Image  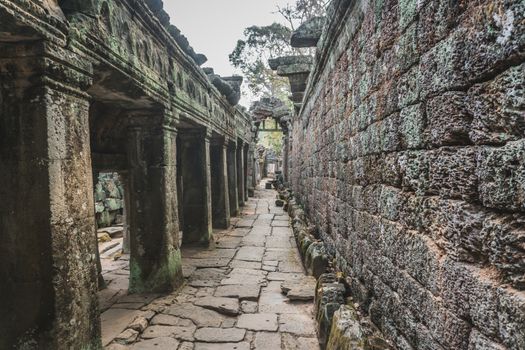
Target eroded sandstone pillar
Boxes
[0,42,101,349]
[227,140,239,216]
[126,118,183,293]
[243,143,250,201]
[179,129,213,245]
[210,137,231,229]
[237,140,246,206]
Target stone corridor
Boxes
[102,181,319,350]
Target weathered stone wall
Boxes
[290,0,524,349]
[95,173,125,228]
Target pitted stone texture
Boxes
[194,327,246,343]
[130,337,181,349]
[194,297,240,316]
[237,313,279,331]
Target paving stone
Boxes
[194,296,240,315]
[150,314,194,327]
[114,328,139,344]
[130,337,181,350]
[113,302,147,310]
[215,236,242,249]
[272,227,293,236]
[188,268,228,287]
[254,331,282,349]
[182,258,231,268]
[263,265,277,272]
[241,235,266,247]
[241,300,258,313]
[279,261,304,273]
[141,324,196,341]
[279,313,317,335]
[266,236,293,248]
[250,227,273,236]
[195,287,216,299]
[259,213,275,220]
[267,272,304,281]
[166,303,225,327]
[253,218,273,226]
[259,282,311,314]
[236,313,278,331]
[194,342,250,350]
[128,316,149,332]
[281,334,321,350]
[194,327,246,342]
[184,248,237,260]
[179,342,194,350]
[264,249,293,261]
[228,228,251,237]
[221,317,237,328]
[221,268,267,285]
[236,219,255,228]
[271,221,290,227]
[229,260,262,269]
[101,308,143,346]
[235,246,265,262]
[215,284,261,300]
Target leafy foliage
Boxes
[229,23,294,99]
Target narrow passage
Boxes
[103,180,320,349]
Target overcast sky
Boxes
[164,0,294,77]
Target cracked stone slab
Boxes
[194,327,246,342]
[254,331,281,349]
[267,272,304,281]
[279,313,317,336]
[194,342,250,350]
[214,284,261,300]
[236,313,278,331]
[229,260,262,269]
[141,324,196,341]
[166,303,225,327]
[194,296,240,316]
[235,246,265,262]
[150,314,194,327]
[130,337,181,349]
[241,300,258,313]
[182,258,231,268]
[183,248,237,260]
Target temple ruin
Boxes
[0,0,524,349]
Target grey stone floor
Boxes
[102,181,320,349]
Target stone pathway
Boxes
[104,180,320,349]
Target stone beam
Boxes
[290,16,326,48]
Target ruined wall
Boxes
[290,0,525,349]
[95,173,124,228]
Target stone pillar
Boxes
[0,42,101,349]
[283,132,290,183]
[237,140,246,206]
[210,137,230,228]
[126,118,183,293]
[120,173,131,255]
[92,171,107,291]
[247,143,256,196]
[179,129,213,245]
[227,140,239,216]
[243,144,250,202]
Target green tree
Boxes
[229,23,294,99]
[229,0,327,100]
